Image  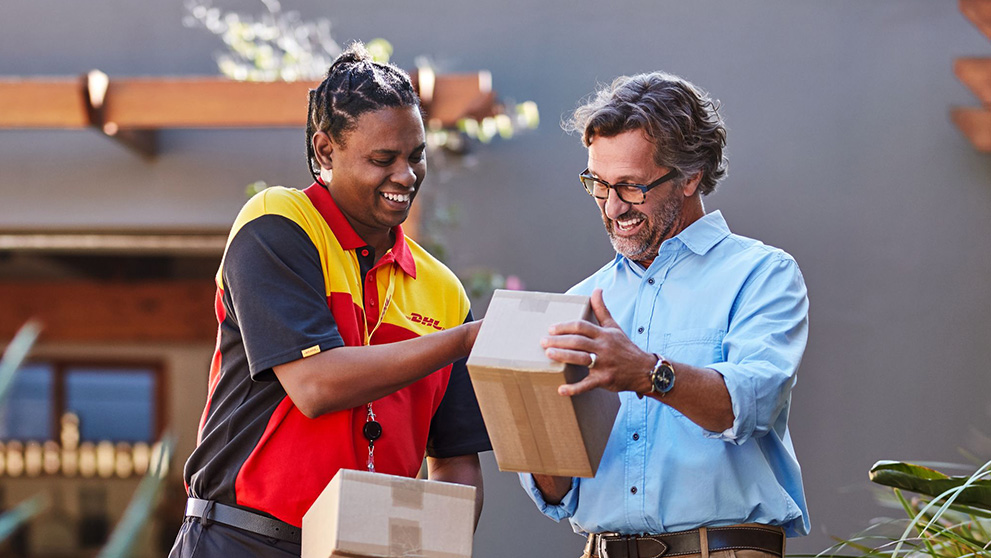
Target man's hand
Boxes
[542,289,735,431]
[541,288,654,397]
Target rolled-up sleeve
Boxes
[706,255,809,444]
[518,474,580,522]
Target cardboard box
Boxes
[467,290,620,477]
[302,469,476,558]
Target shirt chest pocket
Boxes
[661,328,725,366]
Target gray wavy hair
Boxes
[564,72,728,196]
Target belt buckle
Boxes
[597,533,669,558]
[597,534,621,558]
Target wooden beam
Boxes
[0,77,88,128]
[952,106,991,152]
[84,70,157,157]
[0,280,218,343]
[0,73,495,132]
[954,58,991,105]
[103,78,317,128]
[414,70,497,129]
[961,0,991,41]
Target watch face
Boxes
[652,363,675,393]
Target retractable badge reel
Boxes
[363,403,383,471]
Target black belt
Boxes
[586,525,784,558]
[184,498,301,545]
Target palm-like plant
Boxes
[812,460,991,557]
[0,322,44,542]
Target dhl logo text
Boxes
[408,313,444,330]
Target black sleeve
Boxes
[223,214,345,380]
[425,309,492,458]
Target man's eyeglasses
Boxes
[579,168,680,205]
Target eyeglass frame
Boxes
[579,167,681,205]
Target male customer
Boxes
[521,72,810,558]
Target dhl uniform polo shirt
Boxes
[183,183,490,527]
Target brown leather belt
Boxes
[585,525,784,558]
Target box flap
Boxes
[468,290,594,372]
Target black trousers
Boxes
[169,517,302,558]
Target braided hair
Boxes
[306,41,421,184]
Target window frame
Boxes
[2,357,166,443]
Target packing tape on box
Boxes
[467,366,536,471]
[389,517,422,557]
[391,475,425,509]
[517,295,551,313]
[390,476,424,556]
[517,373,557,470]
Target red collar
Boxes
[303,183,417,278]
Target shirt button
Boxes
[630,486,638,494]
[632,432,639,441]
[637,327,644,334]
[647,277,655,285]
[361,249,369,257]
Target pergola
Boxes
[0,68,494,157]
[0,68,499,342]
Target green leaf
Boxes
[365,38,393,64]
[0,321,42,407]
[893,488,938,556]
[942,502,991,520]
[96,434,176,558]
[869,460,991,511]
[0,495,45,543]
[245,180,269,198]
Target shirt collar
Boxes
[673,210,730,256]
[303,183,417,278]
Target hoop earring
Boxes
[320,167,333,185]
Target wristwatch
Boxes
[642,353,675,398]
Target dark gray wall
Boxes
[3,1,991,556]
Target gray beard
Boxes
[605,195,682,264]
[608,221,655,262]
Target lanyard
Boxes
[363,262,398,346]
[361,257,398,471]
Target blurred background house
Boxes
[2,1,991,556]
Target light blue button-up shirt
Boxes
[520,210,810,538]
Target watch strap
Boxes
[636,353,665,399]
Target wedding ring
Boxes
[588,352,597,369]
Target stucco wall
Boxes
[3,1,991,555]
